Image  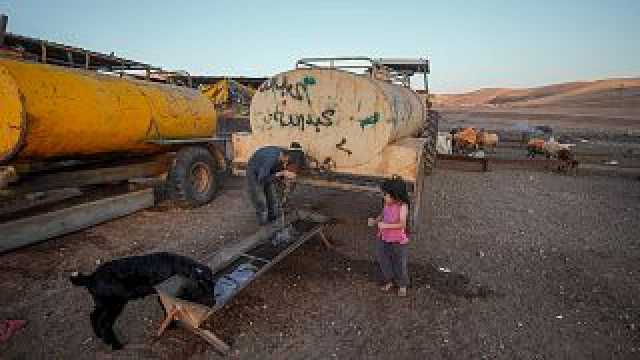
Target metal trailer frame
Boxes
[2,15,270,91]
[0,14,193,86]
[296,56,430,92]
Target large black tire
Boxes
[422,110,439,175]
[168,146,219,207]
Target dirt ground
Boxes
[2,154,640,359]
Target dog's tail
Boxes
[69,271,93,287]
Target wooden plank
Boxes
[489,158,564,170]
[0,187,83,217]
[0,189,154,253]
[437,154,487,163]
[190,327,230,355]
[436,154,489,172]
[18,156,170,193]
[438,155,570,172]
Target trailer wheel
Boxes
[422,110,439,174]
[410,110,438,237]
[168,146,219,207]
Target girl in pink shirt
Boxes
[368,177,410,297]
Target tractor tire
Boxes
[168,146,219,207]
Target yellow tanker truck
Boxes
[0,26,229,252]
[0,56,226,206]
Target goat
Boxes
[556,149,579,174]
[476,131,499,152]
[543,138,574,158]
[70,252,215,350]
[452,127,478,153]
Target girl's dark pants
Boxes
[376,239,409,287]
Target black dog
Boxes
[70,252,215,350]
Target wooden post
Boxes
[66,50,73,66]
[0,14,7,47]
[157,306,180,337]
[41,41,47,63]
[84,51,90,69]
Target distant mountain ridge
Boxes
[433,78,640,109]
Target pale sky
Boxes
[2,0,639,93]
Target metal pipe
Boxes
[423,72,428,94]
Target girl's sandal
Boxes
[380,283,393,292]
[398,287,407,297]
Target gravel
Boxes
[1,169,639,359]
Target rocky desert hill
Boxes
[433,78,640,109]
[431,77,640,134]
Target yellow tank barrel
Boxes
[248,68,425,168]
[0,58,216,163]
